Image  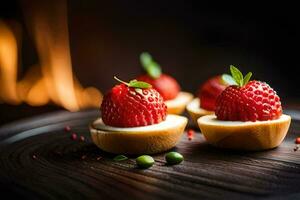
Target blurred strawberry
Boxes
[198,75,227,111]
[136,52,180,101]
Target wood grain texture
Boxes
[0,109,300,200]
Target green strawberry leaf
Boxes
[140,52,152,66]
[128,80,152,89]
[222,74,238,85]
[243,72,252,85]
[140,52,162,79]
[113,155,128,161]
[222,65,253,87]
[114,76,152,89]
[147,62,161,79]
[230,65,244,86]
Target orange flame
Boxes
[0,21,20,105]
[0,1,102,111]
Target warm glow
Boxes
[0,1,102,111]
[0,21,20,105]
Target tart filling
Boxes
[93,115,187,132]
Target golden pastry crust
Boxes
[186,98,214,124]
[198,114,291,151]
[90,115,188,154]
[165,92,193,114]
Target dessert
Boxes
[137,52,193,114]
[198,66,291,150]
[90,77,188,154]
[187,75,227,124]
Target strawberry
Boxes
[136,52,180,101]
[101,77,167,127]
[137,74,180,101]
[198,75,227,111]
[215,66,282,121]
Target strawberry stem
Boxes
[114,76,152,89]
[114,76,130,86]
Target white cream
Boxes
[93,114,187,133]
[198,114,291,127]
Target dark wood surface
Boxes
[0,109,300,200]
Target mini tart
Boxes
[186,98,214,124]
[90,114,188,154]
[165,92,193,114]
[198,114,291,151]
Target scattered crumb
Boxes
[294,145,299,152]
[71,133,77,140]
[96,156,102,161]
[64,126,71,132]
[81,155,87,160]
[32,155,37,159]
[187,129,195,140]
[80,135,85,142]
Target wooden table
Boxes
[0,109,300,199]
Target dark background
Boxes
[0,1,299,125]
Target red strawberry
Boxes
[137,52,180,101]
[215,66,282,121]
[198,75,227,111]
[101,77,167,127]
[137,74,180,100]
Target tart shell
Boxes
[90,115,188,154]
[165,92,193,114]
[198,114,291,151]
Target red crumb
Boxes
[80,135,85,142]
[71,133,77,140]
[295,137,300,144]
[187,129,195,140]
[64,126,71,132]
